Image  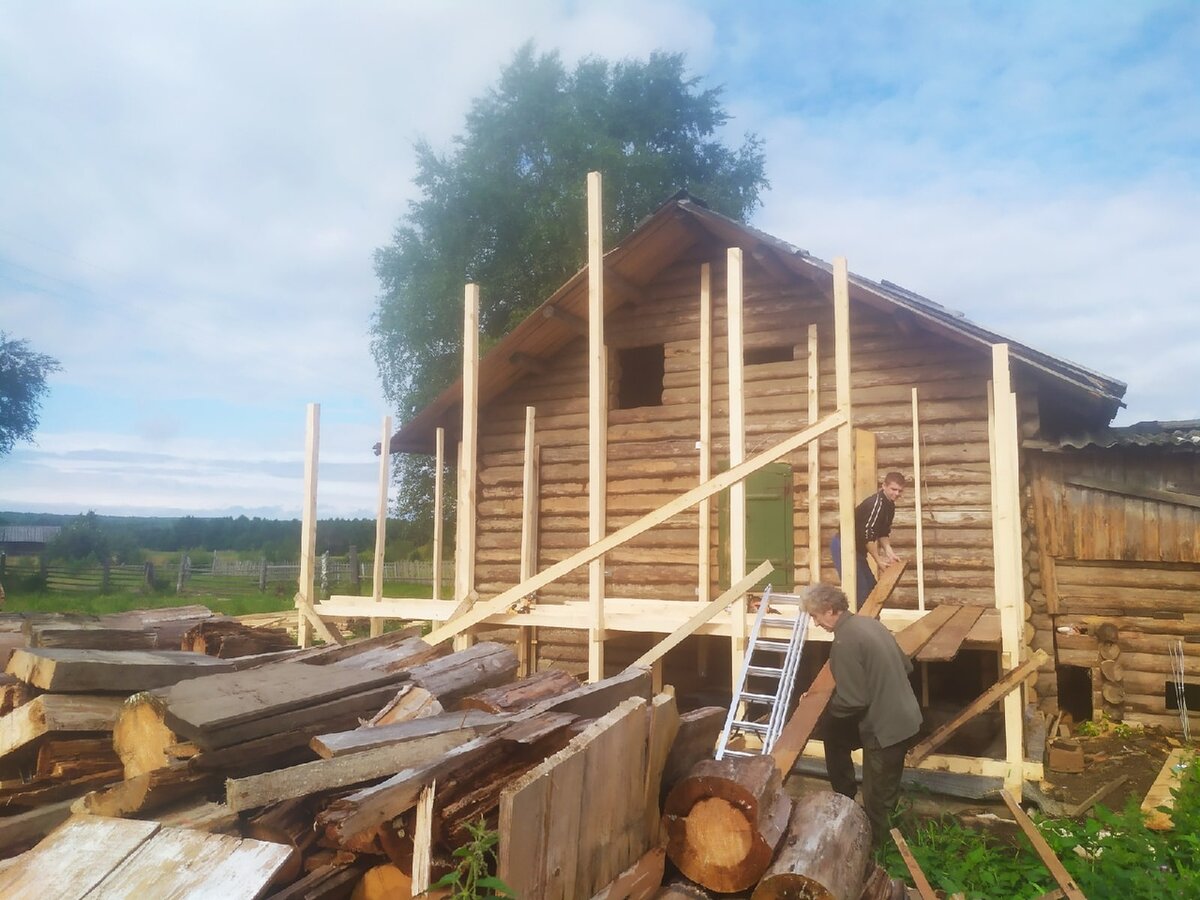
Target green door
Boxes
[719,462,794,592]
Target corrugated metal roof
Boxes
[1054,420,1200,450]
[0,525,62,543]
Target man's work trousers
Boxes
[829,533,876,606]
[824,714,908,847]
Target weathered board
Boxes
[0,815,293,899]
[6,648,235,692]
[0,694,126,763]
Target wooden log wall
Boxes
[1028,450,1200,731]
[474,245,1013,676]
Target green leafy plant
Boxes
[431,818,515,899]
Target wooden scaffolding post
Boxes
[432,427,444,601]
[807,324,820,586]
[518,406,540,676]
[454,284,480,652]
[833,258,857,609]
[911,389,926,611]
[990,343,1026,796]
[297,403,320,647]
[587,171,608,682]
[726,247,748,681]
[370,415,392,637]
[697,261,713,677]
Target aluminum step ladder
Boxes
[715,585,812,759]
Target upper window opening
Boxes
[617,344,665,409]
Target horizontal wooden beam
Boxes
[604,265,647,305]
[508,352,548,376]
[1066,475,1200,510]
[423,410,848,646]
[629,561,773,670]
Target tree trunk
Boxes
[1099,641,1121,662]
[663,755,792,893]
[750,791,872,900]
[1100,659,1124,681]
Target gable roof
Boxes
[389,194,1126,454]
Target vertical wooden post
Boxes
[697,262,713,677]
[518,406,540,676]
[432,427,445,601]
[297,402,320,647]
[370,416,392,637]
[258,557,267,593]
[911,389,926,611]
[855,428,878,579]
[454,285,480,652]
[587,171,608,682]
[991,344,1026,796]
[807,324,821,586]
[834,258,857,609]
[727,247,748,680]
[348,546,360,594]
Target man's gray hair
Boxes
[800,582,849,616]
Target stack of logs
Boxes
[0,606,909,898]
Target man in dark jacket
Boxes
[830,471,906,606]
[802,582,922,847]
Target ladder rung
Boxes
[747,665,783,677]
[738,692,777,704]
[761,615,800,627]
[721,748,758,758]
[753,640,790,652]
[733,720,770,733]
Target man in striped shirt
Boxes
[830,472,907,605]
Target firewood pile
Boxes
[0,606,909,899]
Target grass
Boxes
[3,581,434,618]
[880,752,1200,898]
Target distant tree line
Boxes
[0,510,442,564]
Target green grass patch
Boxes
[881,753,1200,898]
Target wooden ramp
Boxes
[0,815,293,899]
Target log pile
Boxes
[0,604,919,898]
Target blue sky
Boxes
[2,1,1197,518]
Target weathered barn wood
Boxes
[0,694,125,769]
[6,647,235,692]
[311,710,504,759]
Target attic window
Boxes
[744,345,795,366]
[617,344,665,409]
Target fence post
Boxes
[176,554,190,593]
[259,557,268,593]
[320,550,329,601]
[39,553,48,580]
[144,561,155,589]
[0,552,6,578]
[348,546,360,596]
[101,557,111,593]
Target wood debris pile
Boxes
[0,606,914,898]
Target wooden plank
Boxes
[890,828,937,900]
[433,426,445,601]
[854,428,877,503]
[0,798,75,858]
[87,821,294,899]
[518,406,539,675]
[629,561,773,669]
[588,171,608,682]
[370,415,392,638]
[807,323,821,586]
[0,816,160,898]
[591,846,666,900]
[6,647,234,692]
[895,603,962,657]
[425,410,847,645]
[915,605,986,662]
[0,694,125,763]
[225,730,469,812]
[499,697,650,899]
[907,649,1048,766]
[298,402,319,648]
[834,256,857,607]
[912,387,927,609]
[411,780,436,896]
[313,708,502,759]
[1000,790,1087,899]
[1141,747,1189,830]
[727,246,748,679]
[455,284,481,653]
[158,660,406,736]
[698,262,713,605]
